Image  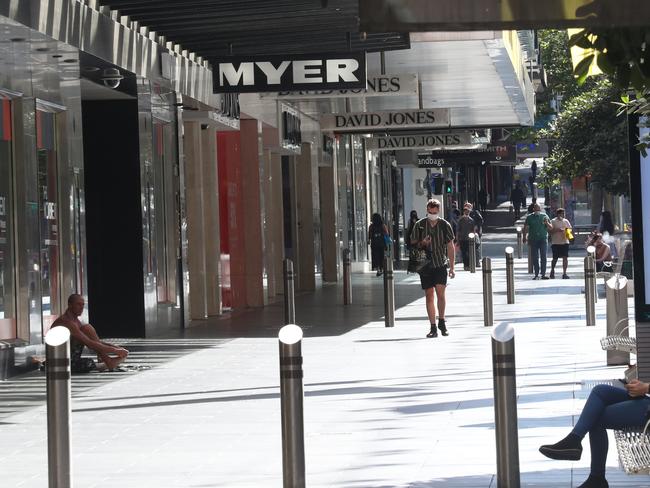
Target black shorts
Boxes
[552,244,569,259]
[419,264,448,290]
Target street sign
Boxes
[321,109,450,132]
[262,73,418,99]
[366,132,472,151]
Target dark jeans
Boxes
[529,239,547,276]
[571,384,650,476]
[460,240,470,267]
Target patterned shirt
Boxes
[525,212,550,241]
[410,217,455,268]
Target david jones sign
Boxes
[264,73,418,99]
[212,52,367,93]
[366,132,471,151]
[321,109,450,132]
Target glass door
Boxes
[0,98,15,340]
[36,107,61,334]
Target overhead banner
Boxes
[359,0,650,31]
[212,52,367,93]
[366,132,472,151]
[321,109,450,132]
[262,73,418,99]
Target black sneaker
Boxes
[549,271,555,279]
[562,274,570,279]
[426,326,438,338]
[577,474,608,488]
[438,319,449,336]
[533,275,539,280]
[541,275,550,280]
[539,433,583,461]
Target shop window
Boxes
[36,107,61,334]
[0,99,15,339]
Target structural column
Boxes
[201,125,221,316]
[240,119,265,307]
[296,143,316,291]
[319,165,338,282]
[184,121,208,320]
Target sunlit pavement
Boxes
[0,255,645,487]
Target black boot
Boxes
[438,319,449,336]
[539,433,582,461]
[426,324,438,338]
[577,474,608,488]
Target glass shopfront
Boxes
[36,107,61,334]
[0,99,15,339]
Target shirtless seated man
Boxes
[51,294,128,372]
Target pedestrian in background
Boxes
[410,199,456,338]
[369,213,389,277]
[549,208,572,279]
[523,202,553,280]
[478,187,488,213]
[457,205,477,271]
[406,210,418,252]
[510,182,525,220]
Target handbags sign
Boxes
[366,132,472,151]
[212,52,367,93]
[321,109,450,132]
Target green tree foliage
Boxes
[543,80,629,196]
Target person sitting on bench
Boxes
[51,294,128,372]
[539,381,650,488]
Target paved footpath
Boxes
[0,253,646,487]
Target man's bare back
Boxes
[52,294,128,371]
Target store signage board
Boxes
[262,73,418,99]
[321,109,450,132]
[431,144,516,163]
[359,0,650,31]
[212,52,367,93]
[366,131,472,151]
[417,154,454,168]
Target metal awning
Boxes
[96,0,410,57]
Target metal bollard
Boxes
[383,256,395,327]
[45,326,72,488]
[469,233,477,273]
[606,274,630,365]
[343,248,352,305]
[527,244,533,274]
[283,259,296,325]
[516,227,523,260]
[279,324,306,488]
[492,322,521,488]
[584,256,596,326]
[505,247,515,304]
[587,245,598,303]
[482,257,494,327]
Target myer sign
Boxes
[212,52,367,93]
[321,109,450,132]
[263,73,418,99]
[366,132,472,151]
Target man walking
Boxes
[549,208,572,279]
[523,203,553,280]
[510,182,525,220]
[410,199,456,338]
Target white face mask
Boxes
[427,213,439,221]
[534,211,541,215]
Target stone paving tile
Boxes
[0,253,646,487]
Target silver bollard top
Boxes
[516,226,522,233]
[468,232,476,240]
[279,324,303,344]
[492,322,515,343]
[505,246,514,255]
[45,326,70,346]
[587,245,596,254]
[606,274,628,290]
